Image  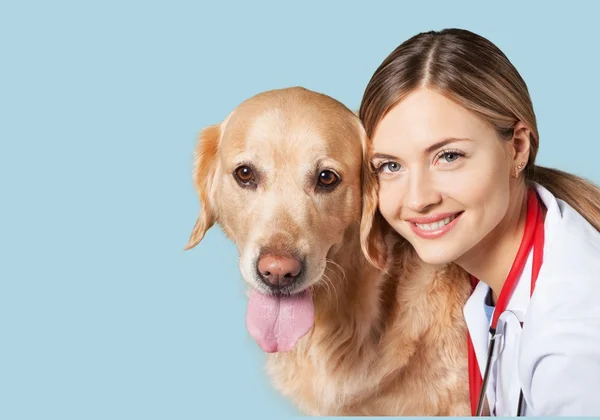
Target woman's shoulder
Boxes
[536,182,600,265]
[519,186,600,407]
[526,183,600,317]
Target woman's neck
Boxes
[457,185,529,305]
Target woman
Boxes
[358,28,600,416]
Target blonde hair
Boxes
[358,28,600,269]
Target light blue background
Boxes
[1,1,598,418]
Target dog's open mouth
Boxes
[246,288,314,353]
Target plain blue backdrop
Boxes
[1,1,599,418]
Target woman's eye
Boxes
[437,150,466,165]
[440,152,460,163]
[381,162,402,173]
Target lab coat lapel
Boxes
[463,281,496,408]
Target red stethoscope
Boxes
[468,188,546,416]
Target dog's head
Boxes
[185,87,371,352]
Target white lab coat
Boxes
[464,182,600,416]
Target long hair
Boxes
[358,28,600,269]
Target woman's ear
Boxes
[184,124,221,250]
[510,121,532,174]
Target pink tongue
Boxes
[246,289,314,353]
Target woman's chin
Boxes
[411,241,463,267]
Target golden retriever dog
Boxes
[184,87,472,416]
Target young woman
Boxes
[358,28,600,416]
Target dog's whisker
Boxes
[320,272,333,303]
[324,261,346,301]
[324,263,343,285]
[326,258,347,282]
[321,272,340,313]
[322,274,337,312]
[323,266,339,284]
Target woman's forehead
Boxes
[372,89,496,152]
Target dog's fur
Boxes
[185,87,472,416]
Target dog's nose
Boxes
[257,254,302,288]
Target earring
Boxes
[512,161,526,178]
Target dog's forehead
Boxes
[222,104,363,166]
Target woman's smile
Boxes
[405,211,464,239]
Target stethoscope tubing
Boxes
[476,313,525,416]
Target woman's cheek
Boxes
[377,179,402,220]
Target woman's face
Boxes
[370,87,517,266]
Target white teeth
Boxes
[415,215,456,231]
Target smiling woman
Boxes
[359,28,600,416]
[369,88,515,266]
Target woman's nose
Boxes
[405,171,442,213]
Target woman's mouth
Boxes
[406,211,464,239]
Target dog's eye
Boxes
[234,165,255,186]
[317,170,339,189]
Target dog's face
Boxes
[186,88,367,297]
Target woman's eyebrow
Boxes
[370,153,398,161]
[424,137,472,153]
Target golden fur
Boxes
[185,87,472,416]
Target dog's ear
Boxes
[184,124,221,250]
[358,123,390,271]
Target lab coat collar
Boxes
[533,182,562,247]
